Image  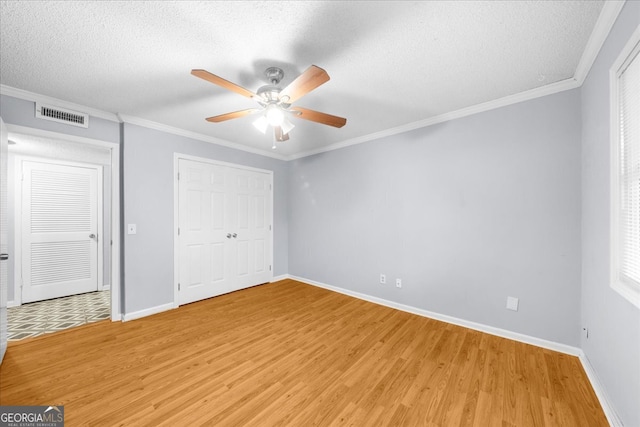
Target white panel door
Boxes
[230,167,272,290]
[21,160,99,303]
[178,159,272,305]
[178,159,232,305]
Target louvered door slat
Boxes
[21,160,99,303]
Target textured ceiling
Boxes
[0,1,605,158]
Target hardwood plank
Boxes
[0,279,608,426]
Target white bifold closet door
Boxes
[21,160,100,303]
[178,158,272,306]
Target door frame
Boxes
[173,153,274,307]
[7,124,121,320]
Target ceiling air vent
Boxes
[35,103,89,128]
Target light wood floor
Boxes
[0,279,607,426]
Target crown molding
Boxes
[574,0,626,84]
[0,84,120,122]
[117,114,287,161]
[288,77,581,160]
[289,1,625,161]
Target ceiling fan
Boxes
[191,65,347,146]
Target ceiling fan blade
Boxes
[274,126,290,141]
[192,69,258,99]
[205,108,259,123]
[279,65,330,104]
[290,107,347,128]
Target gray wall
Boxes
[289,88,582,346]
[122,123,288,314]
[581,1,640,425]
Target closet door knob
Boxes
[226,233,232,239]
[232,233,237,238]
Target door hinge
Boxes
[178,283,181,291]
[177,172,180,180]
[269,265,272,271]
[178,227,180,236]
[269,225,272,231]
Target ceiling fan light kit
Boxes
[191,65,347,147]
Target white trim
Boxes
[119,114,287,161]
[174,152,276,175]
[575,1,627,84]
[271,274,288,282]
[0,85,119,123]
[579,353,624,426]
[173,155,180,309]
[288,275,581,356]
[173,153,275,307]
[6,124,122,321]
[609,24,640,309]
[288,78,581,160]
[6,300,19,308]
[122,302,177,322]
[6,124,117,149]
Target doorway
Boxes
[5,127,121,339]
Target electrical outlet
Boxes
[396,278,402,288]
[380,274,386,284]
[506,296,519,311]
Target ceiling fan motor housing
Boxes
[256,84,291,108]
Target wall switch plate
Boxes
[506,296,519,311]
[380,274,386,284]
[127,224,137,235]
[396,278,402,288]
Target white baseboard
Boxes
[6,300,19,308]
[122,302,177,322]
[271,274,289,282]
[579,352,623,427]
[288,275,581,356]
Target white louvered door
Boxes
[21,160,99,303]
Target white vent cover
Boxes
[35,103,89,128]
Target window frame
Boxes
[609,25,640,309]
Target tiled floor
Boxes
[7,290,110,341]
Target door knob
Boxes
[226,233,232,239]
[89,234,96,239]
[0,254,8,261]
[232,233,237,238]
